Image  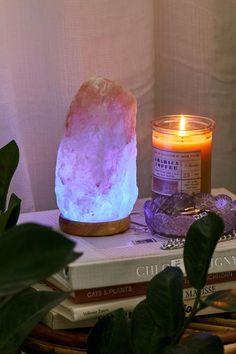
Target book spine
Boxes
[42,310,98,330]
[58,281,235,321]
[64,248,236,289]
[48,270,236,304]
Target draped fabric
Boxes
[0,0,235,212]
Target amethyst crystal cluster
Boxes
[144,193,236,239]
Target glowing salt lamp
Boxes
[55,78,138,236]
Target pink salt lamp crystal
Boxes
[55,77,138,224]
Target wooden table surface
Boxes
[20,312,236,353]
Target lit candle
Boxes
[152,115,215,197]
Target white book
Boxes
[19,188,236,290]
[32,282,143,321]
[32,281,234,322]
[42,301,224,330]
[42,309,98,330]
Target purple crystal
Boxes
[144,193,236,238]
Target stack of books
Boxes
[19,188,236,330]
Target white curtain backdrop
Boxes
[0,0,235,212]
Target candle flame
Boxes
[179,114,186,137]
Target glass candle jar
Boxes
[152,115,216,197]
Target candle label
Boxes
[152,148,201,195]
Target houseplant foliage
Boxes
[87,213,236,353]
[0,141,81,354]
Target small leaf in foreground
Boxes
[0,223,81,295]
[0,140,19,211]
[0,288,69,354]
[161,344,191,353]
[146,267,185,336]
[0,193,21,235]
[131,300,170,354]
[184,213,224,290]
[180,332,224,354]
[87,308,131,354]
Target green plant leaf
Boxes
[184,213,224,290]
[0,223,81,295]
[0,193,21,235]
[160,344,190,353]
[161,332,223,354]
[202,289,236,312]
[131,300,170,354]
[87,308,131,354]
[0,140,19,211]
[146,267,185,336]
[180,332,224,354]
[0,288,69,354]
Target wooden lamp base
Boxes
[59,215,130,237]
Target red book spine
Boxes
[46,270,236,304]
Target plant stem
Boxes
[172,289,204,344]
[0,294,14,310]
